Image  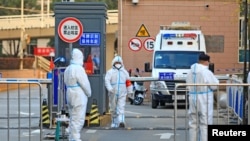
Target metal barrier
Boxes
[0,81,44,141]
[50,67,67,126]
[0,78,53,128]
[173,82,250,141]
[226,77,244,123]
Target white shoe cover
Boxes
[65,127,69,133]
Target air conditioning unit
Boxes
[62,0,74,2]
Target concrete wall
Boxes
[0,69,46,78]
[106,33,116,71]
[0,69,45,92]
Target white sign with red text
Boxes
[58,17,83,43]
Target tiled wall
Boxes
[118,0,241,75]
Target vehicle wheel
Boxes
[160,101,165,106]
[176,103,189,109]
[134,94,143,105]
[177,105,185,109]
[151,98,159,109]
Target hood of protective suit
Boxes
[190,63,208,74]
[111,55,124,68]
[70,48,83,66]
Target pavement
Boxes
[41,100,240,141]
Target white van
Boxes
[145,22,208,108]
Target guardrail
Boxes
[0,10,118,30]
[0,78,52,84]
[129,74,230,82]
[36,56,51,72]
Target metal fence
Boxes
[0,81,44,141]
[1,77,249,141]
[173,80,250,141]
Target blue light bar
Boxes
[163,33,197,39]
[163,34,176,39]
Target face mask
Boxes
[114,64,122,69]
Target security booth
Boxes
[51,2,108,120]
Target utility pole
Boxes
[20,0,24,70]
[47,0,50,17]
[41,0,44,28]
[243,0,248,125]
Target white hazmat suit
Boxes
[105,56,130,128]
[64,48,91,141]
[186,62,219,141]
[248,72,250,91]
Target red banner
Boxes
[34,47,55,56]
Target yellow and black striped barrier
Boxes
[89,99,100,126]
[42,99,50,128]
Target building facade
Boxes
[117,0,242,75]
[0,10,118,71]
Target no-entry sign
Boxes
[128,38,142,51]
[58,17,83,43]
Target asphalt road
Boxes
[43,101,189,141]
[0,86,230,141]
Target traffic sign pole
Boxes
[69,43,73,59]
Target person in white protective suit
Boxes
[248,71,250,88]
[64,48,92,141]
[105,55,131,128]
[186,53,219,141]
